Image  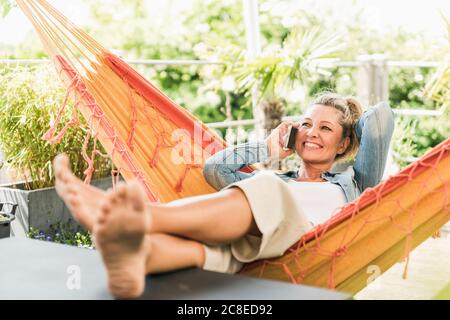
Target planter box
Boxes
[0,212,16,239]
[0,177,115,237]
[0,201,17,238]
[0,222,8,238]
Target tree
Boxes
[223,27,343,133]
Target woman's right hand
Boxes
[264,122,299,160]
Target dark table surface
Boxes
[0,238,349,300]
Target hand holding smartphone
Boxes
[265,122,298,160]
[283,125,298,150]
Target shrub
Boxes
[28,222,94,249]
[0,64,112,189]
[392,114,449,168]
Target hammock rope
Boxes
[16,0,450,294]
[241,139,449,291]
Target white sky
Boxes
[0,0,89,45]
[0,0,448,46]
[358,0,449,36]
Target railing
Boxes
[1,55,443,153]
[204,55,443,153]
[0,58,223,66]
[205,108,443,130]
[1,55,440,114]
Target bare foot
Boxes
[53,154,106,231]
[93,180,152,299]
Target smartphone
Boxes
[283,125,298,150]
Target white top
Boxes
[287,180,347,226]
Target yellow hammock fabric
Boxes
[17,0,450,295]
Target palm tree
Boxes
[223,27,344,134]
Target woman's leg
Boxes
[148,188,261,244]
[54,154,260,244]
[94,180,207,299]
[54,155,255,298]
[144,233,205,273]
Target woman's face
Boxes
[295,104,349,166]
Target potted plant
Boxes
[0,64,112,237]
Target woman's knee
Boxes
[222,187,260,236]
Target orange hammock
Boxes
[17,0,450,295]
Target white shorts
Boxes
[202,171,313,273]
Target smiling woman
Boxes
[50,91,395,298]
[289,94,363,172]
[197,91,394,272]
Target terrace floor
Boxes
[355,226,450,300]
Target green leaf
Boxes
[0,0,15,18]
[224,26,343,102]
[0,65,112,189]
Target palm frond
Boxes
[225,26,344,102]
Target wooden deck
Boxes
[355,224,450,300]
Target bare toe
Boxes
[127,181,146,212]
[115,183,127,200]
[53,154,69,171]
[68,194,80,209]
[105,188,118,206]
[99,199,112,216]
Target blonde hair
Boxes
[310,92,364,161]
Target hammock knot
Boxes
[334,246,348,257]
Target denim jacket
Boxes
[203,102,395,203]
